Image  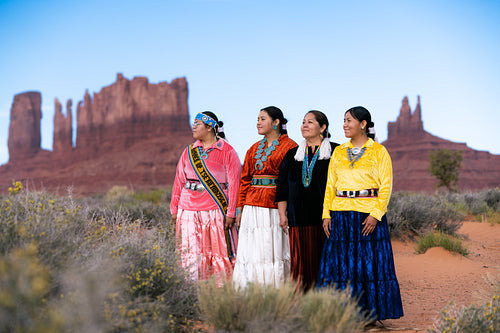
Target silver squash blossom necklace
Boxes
[347,147,366,169]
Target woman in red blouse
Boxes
[232,106,297,288]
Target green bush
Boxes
[429,296,500,333]
[198,280,369,333]
[415,232,469,256]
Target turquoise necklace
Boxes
[198,141,221,160]
[198,147,213,159]
[302,144,321,187]
[254,137,280,171]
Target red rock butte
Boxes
[382,96,500,192]
[1,79,499,195]
[0,74,193,195]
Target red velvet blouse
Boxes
[237,134,297,209]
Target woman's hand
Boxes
[279,214,289,235]
[362,215,378,236]
[225,216,235,229]
[235,207,243,228]
[322,218,331,238]
[171,213,177,225]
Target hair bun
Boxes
[218,120,224,127]
[369,121,374,127]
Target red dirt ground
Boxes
[378,221,500,333]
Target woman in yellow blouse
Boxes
[317,106,403,324]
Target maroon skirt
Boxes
[289,225,326,291]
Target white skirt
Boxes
[232,205,290,288]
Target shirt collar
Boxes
[193,138,225,150]
[340,138,374,149]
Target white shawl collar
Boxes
[294,138,332,161]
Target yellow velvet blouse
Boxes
[322,138,393,221]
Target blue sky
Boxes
[1,0,499,165]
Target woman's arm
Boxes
[170,147,188,218]
[370,145,393,221]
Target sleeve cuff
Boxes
[370,209,384,221]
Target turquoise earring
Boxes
[273,125,277,130]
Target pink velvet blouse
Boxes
[170,139,242,218]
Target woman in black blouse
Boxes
[276,110,339,290]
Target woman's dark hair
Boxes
[201,111,225,139]
[260,106,288,134]
[307,110,331,138]
[345,106,375,140]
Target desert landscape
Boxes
[369,220,500,332]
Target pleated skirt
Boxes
[176,208,235,282]
[289,225,326,291]
[316,211,404,320]
[232,205,290,289]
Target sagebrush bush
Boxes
[0,184,199,333]
[387,192,464,239]
[301,285,370,333]
[429,296,500,333]
[443,189,500,223]
[198,280,305,332]
[198,280,369,333]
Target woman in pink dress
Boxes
[170,111,241,281]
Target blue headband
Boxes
[195,113,217,128]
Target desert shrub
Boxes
[106,185,133,201]
[387,192,464,239]
[0,243,63,332]
[443,189,500,223]
[198,280,369,333]
[198,280,304,332]
[476,188,500,211]
[301,285,370,333]
[429,296,500,333]
[463,192,492,216]
[0,190,86,271]
[415,232,469,256]
[82,188,171,229]
[0,183,199,333]
[132,188,166,205]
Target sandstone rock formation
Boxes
[76,74,189,156]
[0,74,193,195]
[53,98,73,154]
[7,91,42,162]
[383,96,500,192]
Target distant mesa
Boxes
[1,77,499,194]
[383,96,500,192]
[0,74,193,195]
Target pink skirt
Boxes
[176,208,237,282]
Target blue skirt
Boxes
[316,211,404,320]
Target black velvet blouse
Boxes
[275,142,339,227]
